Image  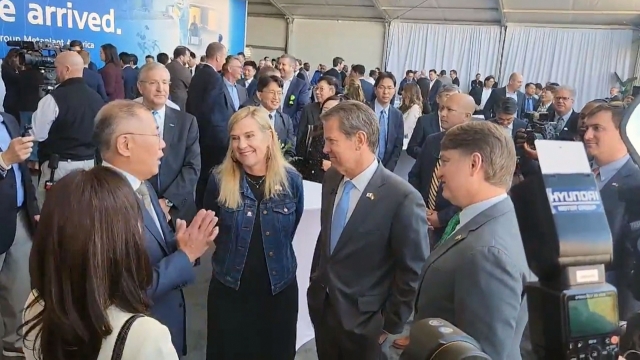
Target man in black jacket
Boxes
[0,112,39,358]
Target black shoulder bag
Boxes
[110,314,145,360]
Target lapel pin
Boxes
[454,235,462,241]
[169,123,175,127]
[366,193,375,200]
[247,211,252,217]
[612,183,618,187]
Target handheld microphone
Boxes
[22,124,33,138]
[44,154,59,191]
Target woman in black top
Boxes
[292,95,346,183]
[295,75,339,155]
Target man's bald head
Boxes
[55,51,85,81]
[507,72,523,92]
[448,93,477,114]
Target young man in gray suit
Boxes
[412,121,531,360]
[308,101,430,360]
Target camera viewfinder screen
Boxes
[568,292,618,338]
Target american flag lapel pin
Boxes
[366,193,375,200]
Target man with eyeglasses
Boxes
[551,85,580,140]
[30,51,104,207]
[136,62,201,226]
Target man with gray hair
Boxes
[277,54,311,132]
[406,84,460,159]
[308,100,429,360]
[135,62,201,225]
[94,99,217,356]
[552,85,580,140]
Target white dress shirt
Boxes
[506,90,518,102]
[134,97,180,111]
[281,77,293,108]
[150,106,166,140]
[456,194,509,233]
[31,94,59,142]
[480,88,492,109]
[333,159,378,221]
[23,291,178,360]
[103,161,163,235]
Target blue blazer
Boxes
[370,103,404,172]
[82,68,108,103]
[282,77,311,132]
[360,78,375,103]
[122,66,139,100]
[141,181,196,356]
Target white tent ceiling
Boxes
[248,0,640,27]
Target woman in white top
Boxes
[399,82,423,138]
[21,167,178,360]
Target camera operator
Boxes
[1,49,20,121]
[31,51,105,207]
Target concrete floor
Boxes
[184,248,407,360]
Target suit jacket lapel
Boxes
[221,82,233,109]
[285,79,296,107]
[274,111,286,140]
[3,116,18,140]
[331,165,386,256]
[323,172,341,255]
[141,183,170,254]
[423,198,513,270]
[163,108,178,150]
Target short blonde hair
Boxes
[441,121,516,189]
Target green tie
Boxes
[437,213,460,247]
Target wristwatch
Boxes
[165,199,174,208]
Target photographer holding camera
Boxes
[30,51,105,207]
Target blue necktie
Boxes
[378,110,388,160]
[330,180,355,253]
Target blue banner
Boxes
[0,0,247,61]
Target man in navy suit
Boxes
[121,53,140,100]
[77,50,108,102]
[94,100,219,356]
[483,72,525,119]
[0,113,39,358]
[278,54,311,133]
[371,72,404,172]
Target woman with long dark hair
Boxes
[98,43,125,101]
[22,167,178,360]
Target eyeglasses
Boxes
[554,96,573,102]
[120,132,162,142]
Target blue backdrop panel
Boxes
[0,0,247,62]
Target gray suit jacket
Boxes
[308,164,430,336]
[149,106,201,223]
[166,61,192,111]
[413,197,530,360]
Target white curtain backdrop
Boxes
[386,22,503,93]
[500,26,635,109]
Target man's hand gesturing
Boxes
[175,209,219,262]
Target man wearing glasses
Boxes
[551,85,581,140]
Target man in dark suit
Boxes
[0,113,38,358]
[238,60,258,99]
[324,56,345,92]
[351,64,374,103]
[77,50,109,102]
[426,69,442,111]
[94,100,218,357]
[371,72,403,172]
[166,47,193,111]
[583,103,640,320]
[411,121,530,360]
[137,62,201,225]
[255,75,296,159]
[551,85,581,141]
[483,72,525,119]
[185,42,226,207]
[308,101,429,360]
[408,93,474,244]
[415,70,431,114]
[406,84,459,159]
[278,54,311,132]
[489,97,528,138]
[121,53,139,100]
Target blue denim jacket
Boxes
[203,168,304,294]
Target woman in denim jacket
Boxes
[203,106,304,360]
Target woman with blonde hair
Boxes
[344,76,366,103]
[203,106,304,360]
[399,82,423,138]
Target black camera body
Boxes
[511,140,621,360]
[6,40,66,98]
[523,112,555,148]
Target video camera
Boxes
[400,318,491,359]
[510,140,621,359]
[6,40,67,98]
[522,112,556,148]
